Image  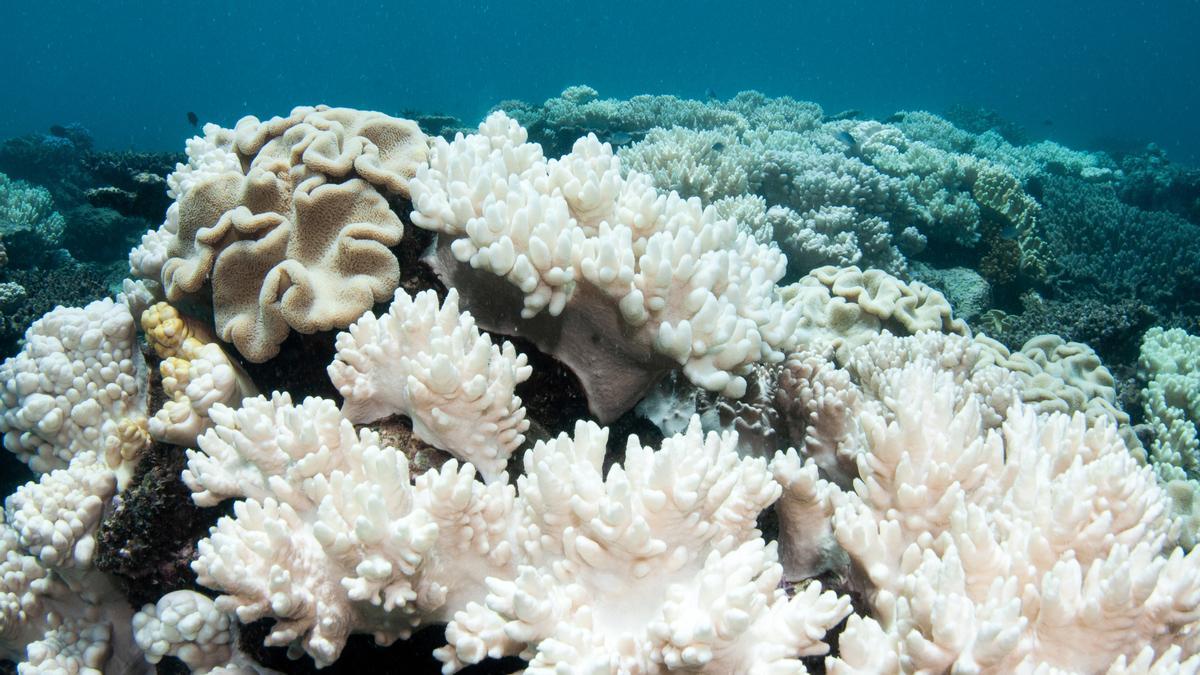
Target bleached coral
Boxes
[1140,327,1200,479]
[0,450,146,673]
[782,265,968,361]
[439,418,850,673]
[618,126,750,203]
[1138,327,1200,546]
[0,172,65,253]
[613,102,1052,281]
[0,298,148,480]
[411,111,800,420]
[130,105,429,362]
[774,204,905,275]
[184,393,518,666]
[6,451,114,569]
[508,86,747,146]
[133,590,276,674]
[0,281,24,312]
[183,388,850,672]
[773,352,1200,672]
[991,333,1130,427]
[711,194,774,242]
[0,512,58,660]
[714,194,908,276]
[328,288,532,482]
[893,110,1122,183]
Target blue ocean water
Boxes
[2,0,1198,164]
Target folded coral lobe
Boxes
[132,105,428,362]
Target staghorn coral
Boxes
[130,106,429,362]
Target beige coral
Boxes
[138,106,429,362]
[782,265,967,360]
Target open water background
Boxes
[1,0,1198,162]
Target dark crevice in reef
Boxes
[240,621,525,674]
[234,329,342,402]
[0,447,34,501]
[94,440,228,608]
[392,199,446,301]
[508,331,591,441]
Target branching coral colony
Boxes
[1,98,1198,675]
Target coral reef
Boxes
[411,112,800,421]
[1039,174,1200,315]
[0,172,65,268]
[1118,144,1200,225]
[0,297,148,478]
[2,95,1200,674]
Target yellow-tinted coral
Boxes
[104,416,151,468]
[141,302,209,359]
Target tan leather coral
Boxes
[140,105,428,361]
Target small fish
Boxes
[607,131,633,146]
[187,111,199,127]
[705,88,718,101]
[998,224,1018,240]
[711,141,725,152]
[1042,119,1053,127]
[48,125,68,138]
[827,109,863,122]
[835,130,860,154]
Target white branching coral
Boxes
[184,393,518,667]
[773,353,1200,673]
[410,111,800,421]
[1140,327,1200,482]
[438,417,850,674]
[0,298,148,480]
[1138,327,1200,548]
[183,390,849,672]
[328,288,531,482]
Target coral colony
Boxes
[1,89,1199,673]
